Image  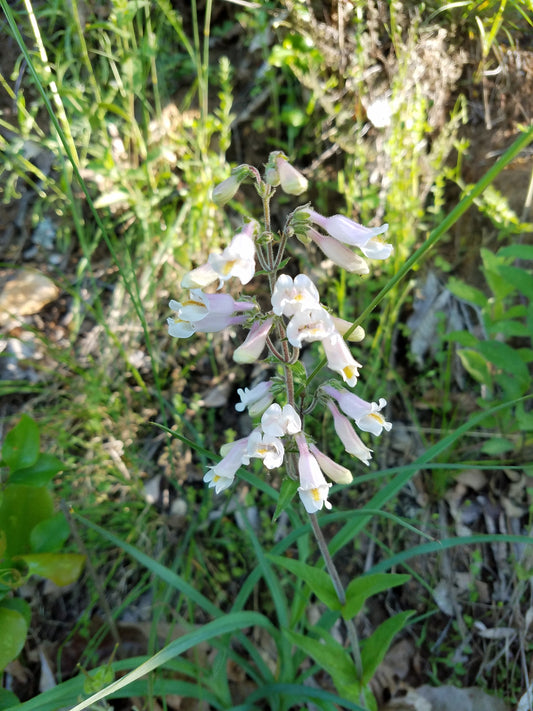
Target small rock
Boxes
[0,269,60,327]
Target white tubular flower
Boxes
[271,273,320,317]
[327,402,373,465]
[167,300,248,338]
[208,220,258,286]
[244,430,285,469]
[178,289,256,321]
[321,332,362,387]
[167,314,197,338]
[286,306,335,348]
[359,235,394,260]
[308,209,389,249]
[331,317,365,343]
[295,433,332,513]
[308,443,353,485]
[261,403,301,437]
[323,386,392,436]
[235,380,274,416]
[204,438,249,494]
[195,314,248,333]
[181,263,219,289]
[233,318,274,364]
[307,227,369,275]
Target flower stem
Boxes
[308,512,363,681]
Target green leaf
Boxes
[498,244,533,260]
[481,248,516,301]
[342,574,411,620]
[30,512,70,553]
[446,330,478,348]
[447,277,487,308]
[268,554,340,610]
[0,688,19,710]
[272,479,298,521]
[0,606,28,671]
[481,437,515,455]
[9,453,64,487]
[1,415,40,471]
[18,553,85,586]
[486,319,530,338]
[0,485,54,556]
[361,611,414,684]
[496,264,533,300]
[1,596,31,627]
[284,629,360,699]
[456,349,492,389]
[477,340,529,384]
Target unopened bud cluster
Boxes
[167,152,393,514]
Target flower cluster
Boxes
[167,152,393,514]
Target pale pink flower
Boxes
[177,289,256,322]
[204,438,249,493]
[323,386,392,436]
[233,318,274,364]
[261,403,301,437]
[286,307,335,348]
[271,274,320,317]
[167,305,247,338]
[235,381,274,416]
[208,221,258,286]
[321,332,362,387]
[181,263,219,289]
[327,402,373,465]
[295,433,332,513]
[359,236,393,260]
[308,209,389,249]
[244,430,285,469]
[307,227,369,274]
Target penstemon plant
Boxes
[168,152,392,512]
[166,151,398,706]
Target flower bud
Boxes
[233,318,274,364]
[265,151,308,195]
[212,165,251,206]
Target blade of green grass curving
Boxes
[62,612,271,711]
[366,533,533,574]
